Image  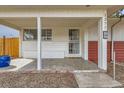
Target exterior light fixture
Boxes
[85,5,90,7]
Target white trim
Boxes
[98,11,107,70]
[111,41,114,61]
[83,29,88,60]
[37,17,42,70]
[22,27,54,30]
[80,28,83,58]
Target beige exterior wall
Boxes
[88,22,98,41]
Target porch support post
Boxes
[37,17,42,70]
[84,29,88,60]
[98,11,108,70]
[19,29,23,57]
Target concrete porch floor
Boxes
[19,58,98,71]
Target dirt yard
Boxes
[0,71,78,88]
[107,63,124,87]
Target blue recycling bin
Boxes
[0,55,11,67]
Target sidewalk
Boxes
[74,72,122,88]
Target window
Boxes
[23,29,52,41]
[23,29,37,41]
[42,29,52,41]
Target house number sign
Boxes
[103,31,108,39]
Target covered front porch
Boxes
[0,16,107,71]
[0,6,109,71]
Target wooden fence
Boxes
[0,37,19,58]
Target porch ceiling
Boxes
[0,17,98,30]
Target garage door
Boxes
[88,41,124,63]
[88,41,111,63]
[114,41,124,62]
[88,41,98,63]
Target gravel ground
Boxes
[0,71,78,88]
[107,63,124,88]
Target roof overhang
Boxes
[0,5,123,30]
[0,5,123,17]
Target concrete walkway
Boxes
[74,72,122,88]
[0,58,34,71]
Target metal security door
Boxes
[68,29,80,57]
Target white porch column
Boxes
[37,17,42,70]
[19,29,23,58]
[83,29,88,60]
[98,11,108,70]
